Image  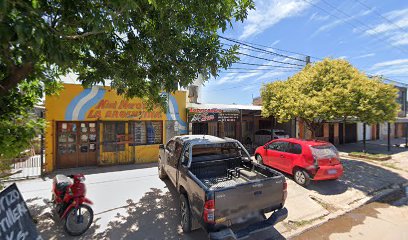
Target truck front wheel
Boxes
[158,163,167,180]
[180,194,192,233]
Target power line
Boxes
[306,0,408,55]
[237,51,305,67]
[220,36,306,62]
[222,71,298,74]
[236,62,303,69]
[227,67,301,71]
[212,82,264,92]
[221,35,322,60]
[354,0,408,35]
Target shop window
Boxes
[129,121,163,145]
[103,122,125,152]
[129,121,147,146]
[147,121,163,144]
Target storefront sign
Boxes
[87,99,162,119]
[188,108,239,122]
[0,184,42,240]
[190,112,218,122]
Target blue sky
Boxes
[202,0,408,104]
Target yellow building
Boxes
[45,83,187,172]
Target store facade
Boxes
[45,84,187,172]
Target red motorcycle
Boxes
[52,174,94,236]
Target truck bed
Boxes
[190,157,280,190]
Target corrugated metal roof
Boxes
[187,103,261,111]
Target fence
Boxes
[9,155,43,180]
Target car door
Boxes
[280,142,303,173]
[165,140,176,184]
[265,141,289,171]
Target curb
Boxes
[285,182,408,239]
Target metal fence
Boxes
[9,155,43,180]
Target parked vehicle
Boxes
[52,174,94,236]
[255,138,343,187]
[253,129,289,146]
[158,135,288,240]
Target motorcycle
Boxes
[51,173,94,236]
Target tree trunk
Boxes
[302,119,319,140]
[0,63,34,95]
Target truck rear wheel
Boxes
[180,194,192,233]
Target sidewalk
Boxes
[337,138,408,172]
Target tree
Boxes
[261,58,399,139]
[0,1,254,159]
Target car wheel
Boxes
[158,163,167,180]
[293,169,311,187]
[180,194,192,233]
[256,154,263,164]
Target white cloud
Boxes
[354,53,375,59]
[239,0,313,40]
[309,12,330,21]
[365,7,408,46]
[311,9,372,37]
[338,56,348,59]
[370,58,408,76]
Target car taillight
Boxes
[282,182,287,205]
[203,200,215,223]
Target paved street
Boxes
[10,155,408,239]
[291,196,408,240]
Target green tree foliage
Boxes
[261,58,399,138]
[0,0,254,160]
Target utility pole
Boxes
[387,122,391,152]
[305,56,311,65]
[363,123,366,153]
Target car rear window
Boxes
[310,145,338,159]
[274,131,287,136]
[190,142,241,162]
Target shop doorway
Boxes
[339,123,344,144]
[56,121,97,169]
[99,121,135,165]
[192,122,208,135]
[345,123,357,143]
[329,124,335,144]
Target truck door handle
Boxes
[280,155,285,158]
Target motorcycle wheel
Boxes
[64,204,94,236]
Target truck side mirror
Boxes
[263,145,267,149]
[159,144,165,149]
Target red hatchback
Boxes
[255,138,343,187]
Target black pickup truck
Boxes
[158,135,288,240]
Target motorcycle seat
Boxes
[54,174,73,191]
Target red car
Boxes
[255,138,343,187]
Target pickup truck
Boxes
[158,135,288,240]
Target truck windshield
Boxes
[191,142,243,162]
[310,145,339,159]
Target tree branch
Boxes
[64,31,104,40]
[0,62,34,95]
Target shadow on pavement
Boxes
[27,179,286,240]
[308,158,407,196]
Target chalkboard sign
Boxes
[0,183,43,240]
